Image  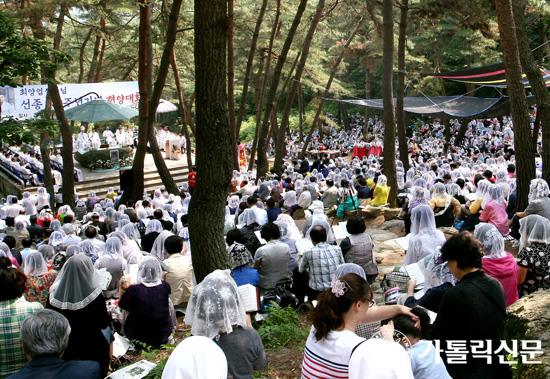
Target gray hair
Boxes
[21,309,71,359]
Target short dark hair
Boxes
[153,209,163,219]
[226,229,245,246]
[164,235,183,255]
[142,200,150,207]
[29,215,38,225]
[508,164,515,174]
[286,184,294,191]
[443,173,451,180]
[21,239,32,248]
[260,222,281,241]
[346,216,366,235]
[483,169,493,179]
[43,228,53,238]
[3,235,16,249]
[63,215,73,224]
[440,232,483,269]
[6,218,14,227]
[456,178,465,189]
[43,219,51,228]
[310,176,316,183]
[0,257,27,301]
[180,214,189,225]
[326,179,334,187]
[357,177,367,187]
[310,225,327,243]
[247,196,258,206]
[266,198,276,208]
[163,220,173,231]
[127,200,135,207]
[85,226,98,239]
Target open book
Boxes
[405,262,426,284]
[108,360,157,379]
[237,284,260,312]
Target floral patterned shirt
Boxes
[25,271,57,306]
[517,243,550,297]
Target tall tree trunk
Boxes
[299,18,364,158]
[87,32,102,83]
[255,0,308,178]
[78,29,93,83]
[47,4,75,208]
[381,0,397,207]
[235,0,268,134]
[494,0,535,211]
[396,0,409,171]
[266,52,301,157]
[298,83,304,141]
[145,0,184,194]
[247,49,267,171]
[273,0,326,175]
[227,0,238,169]
[513,0,550,185]
[341,103,351,131]
[454,118,470,147]
[532,111,541,152]
[127,0,151,203]
[364,68,370,138]
[171,51,193,172]
[190,0,232,282]
[40,132,56,211]
[94,17,107,83]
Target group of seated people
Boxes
[1,144,550,378]
[1,143,83,187]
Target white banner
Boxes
[0,81,139,119]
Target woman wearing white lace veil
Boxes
[141,219,163,253]
[119,256,173,347]
[184,269,267,378]
[495,170,510,198]
[65,245,82,258]
[48,254,111,377]
[474,223,518,306]
[517,215,550,297]
[479,184,509,237]
[50,219,64,235]
[21,191,37,215]
[405,205,446,265]
[36,187,50,210]
[94,237,128,299]
[161,336,228,379]
[370,175,389,206]
[428,182,460,228]
[23,251,56,305]
[150,228,174,261]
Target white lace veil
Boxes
[184,269,247,339]
[136,256,163,287]
[24,251,49,276]
[103,237,124,259]
[487,184,505,206]
[474,223,506,259]
[406,205,446,265]
[519,214,550,251]
[161,336,228,379]
[122,223,140,240]
[66,245,83,258]
[49,231,65,247]
[150,230,173,260]
[49,254,103,311]
[145,219,163,234]
[305,219,335,244]
[528,179,550,202]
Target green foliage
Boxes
[143,359,167,379]
[257,303,309,349]
[0,113,58,145]
[239,116,257,143]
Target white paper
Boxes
[295,239,314,255]
[129,264,139,284]
[427,309,438,324]
[332,225,349,242]
[413,289,425,300]
[405,262,426,284]
[394,234,410,250]
[112,333,131,358]
[108,360,157,379]
[237,284,259,312]
[254,230,267,245]
[288,225,302,241]
[465,193,477,202]
[97,268,112,291]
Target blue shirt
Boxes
[233,266,259,287]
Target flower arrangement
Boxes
[90,159,115,170]
[119,157,134,167]
[172,144,182,155]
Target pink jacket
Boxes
[482,252,519,306]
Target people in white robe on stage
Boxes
[103,126,115,145]
[115,124,126,146]
[89,128,101,149]
[76,127,90,150]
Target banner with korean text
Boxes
[0,81,139,119]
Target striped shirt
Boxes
[301,327,365,379]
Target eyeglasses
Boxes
[368,300,375,308]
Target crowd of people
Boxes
[0,109,548,379]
